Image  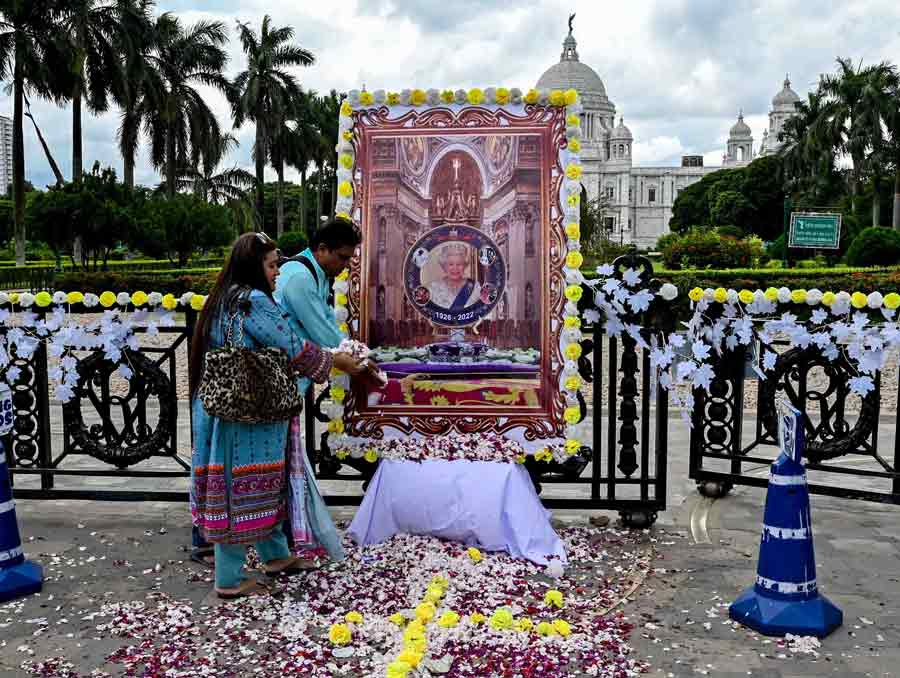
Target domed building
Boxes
[536,22,801,247]
[759,76,803,156]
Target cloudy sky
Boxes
[3,0,900,190]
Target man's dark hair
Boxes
[311,217,362,250]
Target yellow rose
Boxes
[132,291,148,307]
[99,291,116,308]
[851,291,868,309]
[340,101,353,117]
[790,289,807,304]
[415,602,436,623]
[564,375,582,392]
[564,284,583,302]
[328,623,352,645]
[565,438,581,455]
[162,293,177,310]
[738,289,754,304]
[389,613,406,626]
[411,89,427,106]
[387,92,400,105]
[515,454,526,464]
[335,449,350,460]
[386,661,411,678]
[764,287,779,302]
[565,222,580,240]
[337,180,353,198]
[336,268,350,281]
[565,251,583,269]
[566,193,580,208]
[568,138,581,153]
[359,90,374,106]
[34,291,53,307]
[430,575,449,588]
[335,212,351,223]
[564,315,581,328]
[885,292,900,309]
[66,291,84,305]
[404,637,427,655]
[536,621,556,636]
[467,88,484,105]
[331,387,346,403]
[822,291,836,306]
[404,620,426,642]
[335,293,348,306]
[524,88,540,104]
[495,87,510,104]
[339,153,354,170]
[397,649,422,668]
[440,89,455,103]
[566,113,580,126]
[424,585,444,603]
[338,322,349,335]
[438,611,460,628]
[544,589,564,608]
[342,130,353,141]
[8,292,19,305]
[713,288,728,304]
[515,617,534,632]
[469,612,486,625]
[565,164,582,180]
[563,406,581,424]
[190,295,206,311]
[549,89,566,106]
[489,608,514,631]
[536,449,553,462]
[467,547,483,563]
[564,343,582,360]
[345,611,363,624]
[364,449,378,463]
[328,419,345,435]
[552,619,572,636]
[564,88,578,105]
[688,287,703,303]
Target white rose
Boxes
[567,101,583,115]
[373,89,386,105]
[0,292,8,305]
[484,87,496,104]
[562,360,579,377]
[334,306,349,323]
[703,288,715,301]
[777,287,791,304]
[148,292,163,306]
[806,289,823,306]
[537,89,549,105]
[564,301,579,316]
[116,292,131,306]
[336,168,352,183]
[564,268,583,284]
[179,292,194,306]
[82,293,99,308]
[20,292,34,307]
[726,289,739,305]
[399,89,412,106]
[868,291,884,309]
[509,88,523,105]
[658,283,678,301]
[454,89,467,104]
[426,88,440,105]
[349,445,365,459]
[566,125,582,139]
[333,280,350,294]
[835,291,851,304]
[52,291,67,305]
[562,328,582,345]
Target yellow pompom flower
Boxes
[411,88,427,106]
[565,251,584,269]
[403,620,426,642]
[564,315,581,329]
[688,287,703,303]
[566,113,580,126]
[191,295,206,311]
[404,637,427,655]
[564,343,582,360]
[397,649,422,668]
[851,291,868,309]
[524,88,540,105]
[495,87,510,104]
[467,547,483,563]
[339,153,354,170]
[328,623,352,645]
[565,222,580,240]
[549,89,566,107]
[536,621,557,636]
[430,575,449,589]
[738,289,755,304]
[335,293,348,306]
[515,454,526,464]
[34,291,52,307]
[544,589,564,608]
[552,619,572,636]
[565,164,582,181]
[440,89,455,104]
[565,438,581,455]
[386,660,411,678]
[568,138,581,153]
[438,611,460,628]
[469,612,486,625]
[66,291,84,305]
[415,602,436,623]
[564,284,583,302]
[131,291,149,307]
[99,291,116,308]
[337,181,353,198]
[489,608,514,631]
[563,406,581,425]
[764,287,779,302]
[424,585,444,603]
[713,288,728,304]
[340,101,353,117]
[336,268,350,281]
[345,611,363,624]
[566,193,580,208]
[564,375,582,392]
[791,289,807,304]
[564,88,578,105]
[342,130,353,142]
[387,92,400,105]
[162,293,177,311]
[885,292,900,309]
[515,617,534,632]
[822,291,836,306]
[389,613,406,626]
[8,292,19,305]
[467,88,484,105]
[359,90,374,106]
[364,449,378,463]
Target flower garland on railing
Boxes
[0,290,207,402]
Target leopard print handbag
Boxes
[197,311,303,423]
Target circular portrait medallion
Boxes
[403,224,506,328]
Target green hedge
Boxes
[0,257,222,271]
[48,269,221,295]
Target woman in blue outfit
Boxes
[189,233,359,599]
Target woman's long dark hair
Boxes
[189,233,277,399]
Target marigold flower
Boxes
[345,611,363,624]
[415,602,436,623]
[544,589,564,608]
[738,289,754,304]
[537,621,557,636]
[568,138,581,153]
[489,608,514,631]
[34,291,52,307]
[411,89,427,106]
[337,181,353,198]
[190,295,206,311]
[340,101,353,117]
[397,649,422,668]
[364,448,377,463]
[564,284,583,302]
[524,88,540,104]
[162,294,177,311]
[564,315,581,328]
[565,222,580,240]
[467,88,484,105]
[565,438,581,455]
[552,619,572,636]
[565,164,582,181]
[467,547,483,563]
[566,251,583,269]
[885,292,900,310]
[328,419,345,435]
[328,623,352,645]
[713,288,728,304]
[821,291,836,306]
[688,287,703,303]
[564,375,582,392]
[132,291,149,307]
[549,89,566,107]
[564,343,582,360]
[438,611,460,628]
[566,113,580,126]
[563,406,581,425]
[339,153,354,170]
[469,612,486,624]
[791,289,807,304]
[495,87,510,104]
[336,268,350,281]
[564,88,578,105]
[515,454,526,464]
[388,612,406,626]
[335,293,348,306]
[66,291,84,305]
[386,660,411,678]
[99,291,116,308]
[515,617,534,632]
[851,291,868,309]
[359,90,374,106]
[387,92,400,105]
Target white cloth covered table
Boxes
[347,459,567,565]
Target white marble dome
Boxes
[773,76,802,107]
[537,34,607,97]
[729,112,753,138]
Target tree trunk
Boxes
[873,177,881,228]
[331,166,337,215]
[122,108,137,189]
[13,53,25,267]
[124,153,135,189]
[72,85,83,183]
[276,158,285,238]
[315,163,323,224]
[24,102,64,186]
[893,167,900,232]
[300,167,307,236]
[255,123,266,231]
[166,117,176,199]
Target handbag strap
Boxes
[224,311,245,347]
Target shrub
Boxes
[716,224,744,239]
[277,229,308,256]
[655,232,681,253]
[845,227,900,267]
[660,229,754,270]
[51,268,220,296]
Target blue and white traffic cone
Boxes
[729,404,842,637]
[0,439,43,603]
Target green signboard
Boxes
[789,212,841,249]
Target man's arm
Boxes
[281,268,344,349]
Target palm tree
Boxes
[312,90,340,219]
[230,15,314,231]
[0,0,75,265]
[141,14,230,198]
[778,91,835,202]
[169,132,255,204]
[61,0,125,183]
[284,90,318,236]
